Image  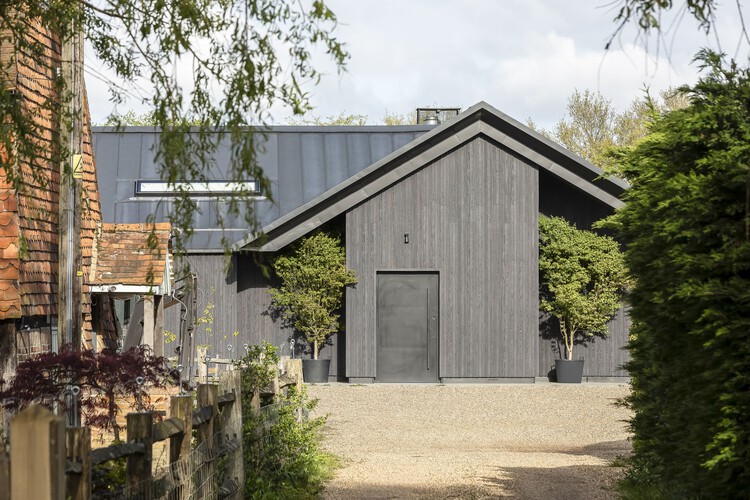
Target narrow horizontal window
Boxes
[135,180,260,196]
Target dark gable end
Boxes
[237,101,628,252]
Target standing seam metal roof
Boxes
[92,125,433,252]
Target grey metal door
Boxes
[376,272,439,382]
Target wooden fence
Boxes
[0,358,302,500]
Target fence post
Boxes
[197,346,208,383]
[197,384,218,498]
[65,427,91,500]
[126,412,153,493]
[284,358,303,391]
[170,395,192,464]
[219,371,244,499]
[170,395,193,500]
[197,384,217,445]
[0,448,9,500]
[9,405,65,500]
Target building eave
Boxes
[233,101,628,253]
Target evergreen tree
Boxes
[610,51,750,497]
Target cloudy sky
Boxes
[85,0,750,130]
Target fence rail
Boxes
[0,357,302,500]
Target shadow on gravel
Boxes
[481,463,624,500]
[559,439,631,459]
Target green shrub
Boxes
[539,215,628,360]
[268,231,357,359]
[237,342,336,498]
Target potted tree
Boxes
[268,231,357,383]
[539,215,628,383]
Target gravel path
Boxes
[308,383,631,500]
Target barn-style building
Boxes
[93,102,630,383]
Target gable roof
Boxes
[89,223,173,296]
[235,101,629,252]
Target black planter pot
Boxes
[555,359,584,383]
[302,359,331,383]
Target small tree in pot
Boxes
[269,231,357,382]
[539,215,628,382]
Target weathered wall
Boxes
[346,136,539,380]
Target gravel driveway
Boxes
[308,383,631,500]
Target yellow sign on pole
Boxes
[72,154,83,179]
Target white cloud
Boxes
[85,0,746,128]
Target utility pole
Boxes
[58,23,84,351]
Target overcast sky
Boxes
[85,0,750,130]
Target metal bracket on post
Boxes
[177,365,184,396]
[135,376,145,412]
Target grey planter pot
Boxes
[302,359,331,383]
[555,359,584,383]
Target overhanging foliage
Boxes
[0,0,348,256]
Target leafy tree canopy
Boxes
[1,0,348,256]
[530,87,688,173]
[539,215,628,361]
[268,232,356,359]
[286,109,418,126]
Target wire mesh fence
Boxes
[91,418,240,500]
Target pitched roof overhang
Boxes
[234,101,629,253]
[89,223,173,297]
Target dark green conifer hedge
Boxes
[612,50,750,498]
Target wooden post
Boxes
[196,384,218,446]
[285,358,303,391]
[271,365,280,401]
[154,295,164,357]
[169,395,193,500]
[197,384,218,498]
[142,295,155,350]
[10,405,66,500]
[219,371,244,499]
[169,395,192,464]
[0,449,9,500]
[197,346,208,383]
[58,19,84,350]
[65,427,91,500]
[125,412,153,493]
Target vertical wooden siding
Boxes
[538,171,631,378]
[165,255,239,360]
[538,308,631,378]
[235,254,344,376]
[166,254,345,376]
[346,137,539,379]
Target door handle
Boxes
[426,287,430,371]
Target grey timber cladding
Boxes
[163,254,344,375]
[346,137,539,379]
[92,126,431,251]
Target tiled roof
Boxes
[91,223,172,290]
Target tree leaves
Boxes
[268,232,356,359]
[539,215,628,360]
[613,51,750,496]
[1,0,348,258]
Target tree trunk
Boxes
[313,340,318,360]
